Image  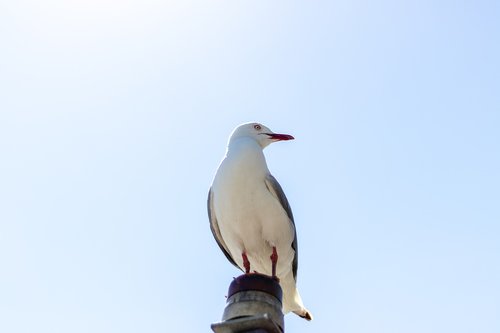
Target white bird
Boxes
[208,122,312,320]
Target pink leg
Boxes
[270,246,278,279]
[242,252,250,274]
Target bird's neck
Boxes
[223,138,269,177]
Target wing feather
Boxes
[264,174,299,280]
[207,188,240,269]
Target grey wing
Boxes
[207,188,240,270]
[264,174,299,280]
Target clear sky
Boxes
[1,1,499,332]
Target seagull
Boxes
[208,122,312,321]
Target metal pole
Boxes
[211,273,284,333]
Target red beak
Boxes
[266,133,295,141]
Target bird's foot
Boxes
[270,246,278,279]
[242,252,251,274]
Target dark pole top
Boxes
[228,273,283,303]
[211,273,285,333]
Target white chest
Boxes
[212,140,294,253]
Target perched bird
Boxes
[208,122,312,320]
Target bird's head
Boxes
[229,122,294,149]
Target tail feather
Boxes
[281,272,313,320]
[293,309,313,321]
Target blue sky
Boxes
[1,1,499,332]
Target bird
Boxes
[208,122,312,321]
